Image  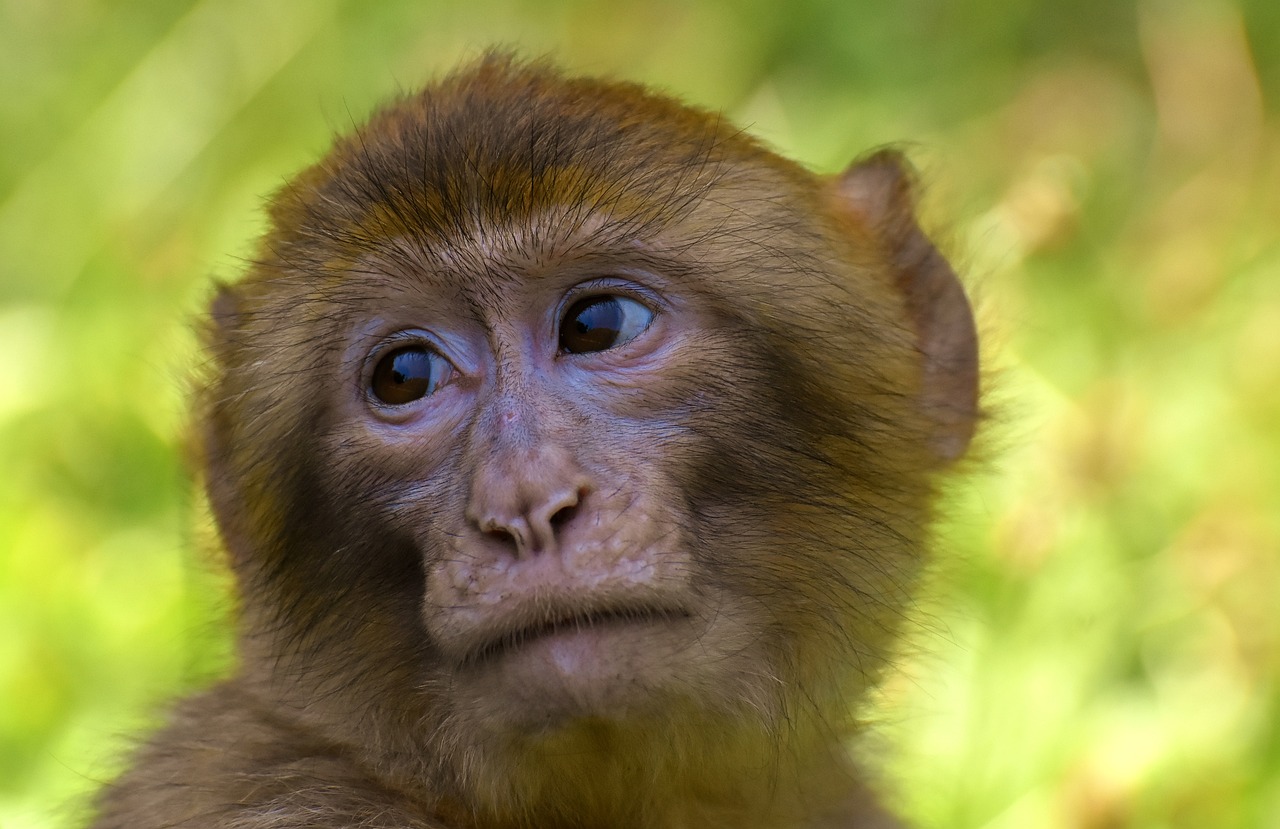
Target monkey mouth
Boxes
[461,604,692,667]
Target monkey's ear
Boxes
[829,150,979,464]
[208,281,242,339]
[200,282,253,567]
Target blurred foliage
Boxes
[1,0,1278,827]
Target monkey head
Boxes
[199,55,977,822]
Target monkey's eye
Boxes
[370,345,451,405]
[559,296,654,354]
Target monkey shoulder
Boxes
[90,681,441,829]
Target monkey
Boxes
[90,54,978,829]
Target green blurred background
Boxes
[2,0,1278,827]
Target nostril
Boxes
[484,527,519,548]
[549,485,588,532]
[549,502,578,530]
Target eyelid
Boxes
[559,277,665,318]
[365,330,448,365]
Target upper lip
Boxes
[458,602,692,666]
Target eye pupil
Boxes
[560,295,653,354]
[563,297,623,353]
[371,346,441,405]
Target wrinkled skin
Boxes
[92,55,978,829]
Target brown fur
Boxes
[92,54,978,829]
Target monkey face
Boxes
[217,173,914,728]
[214,198,909,744]
[316,228,812,732]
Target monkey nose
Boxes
[471,484,586,559]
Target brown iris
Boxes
[559,295,653,354]
[370,345,446,405]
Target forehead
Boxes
[261,59,808,268]
[252,59,825,321]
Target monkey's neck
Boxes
[433,715,863,829]
[245,647,875,828]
